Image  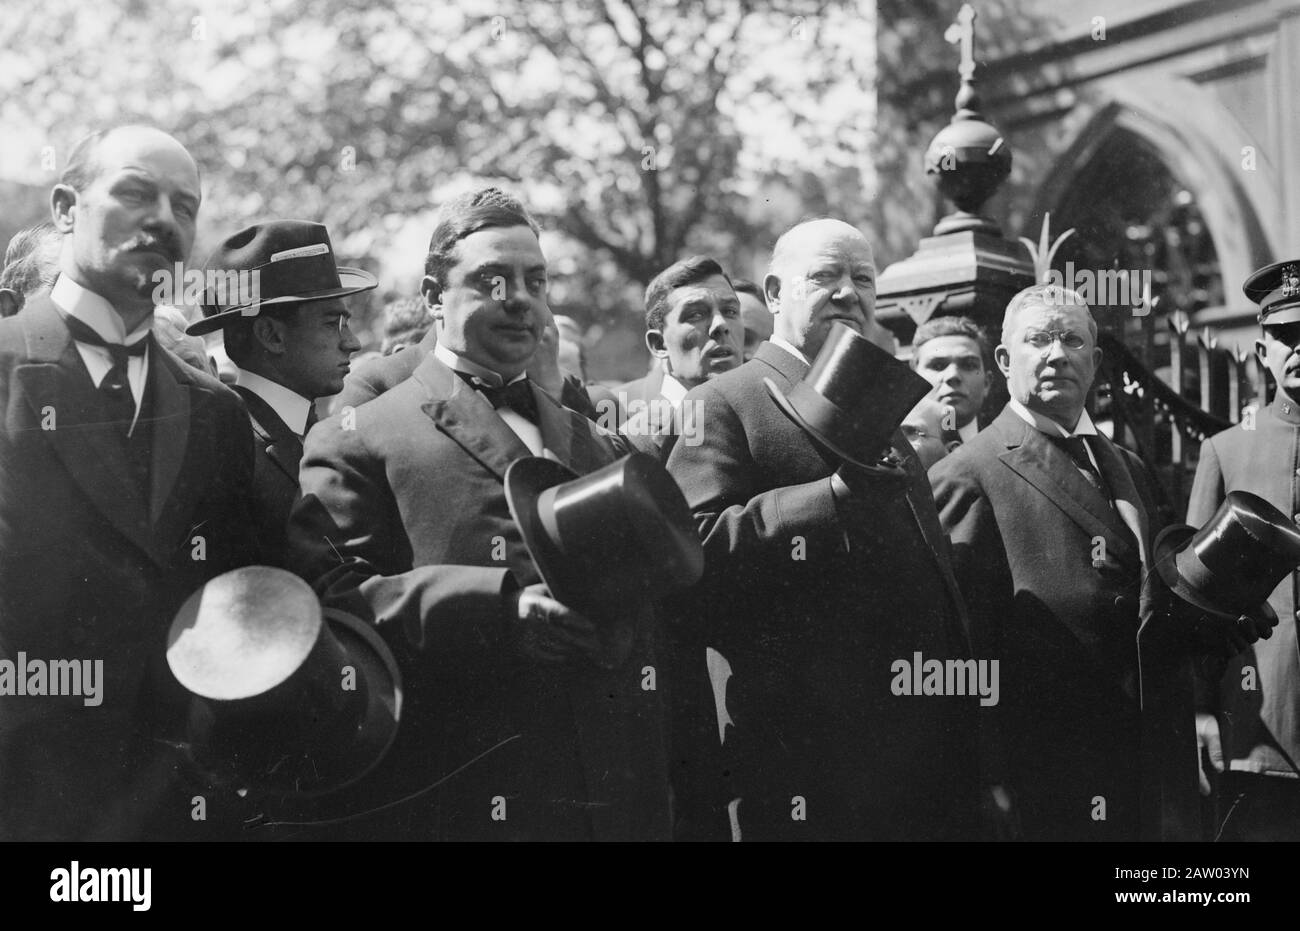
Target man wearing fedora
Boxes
[617,255,743,458]
[187,220,372,569]
[930,282,1273,842]
[665,218,980,842]
[1188,258,1300,840]
[0,126,260,840]
[287,187,671,841]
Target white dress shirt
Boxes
[958,418,980,443]
[51,275,151,424]
[767,335,811,367]
[660,372,688,409]
[434,343,543,455]
[235,368,314,437]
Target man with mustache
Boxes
[1189,259,1300,840]
[665,218,979,841]
[0,125,260,839]
[911,315,992,443]
[930,283,1272,841]
[287,187,670,840]
[618,256,742,458]
[186,220,371,569]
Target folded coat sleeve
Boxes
[666,382,850,561]
[287,414,514,663]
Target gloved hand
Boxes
[502,583,599,665]
[1186,601,1277,660]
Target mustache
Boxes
[123,234,183,262]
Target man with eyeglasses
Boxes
[1188,259,1300,840]
[930,282,1271,841]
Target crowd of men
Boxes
[0,123,1295,842]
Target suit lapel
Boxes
[1092,433,1150,566]
[146,344,192,527]
[534,384,575,467]
[414,354,532,480]
[16,300,157,562]
[994,409,1139,563]
[234,384,303,487]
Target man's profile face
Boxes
[1256,322,1300,400]
[914,334,990,428]
[737,291,773,362]
[767,221,876,361]
[54,128,200,303]
[428,225,549,379]
[274,297,362,399]
[996,301,1101,428]
[648,274,741,388]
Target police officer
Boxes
[1189,258,1300,840]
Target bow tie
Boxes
[457,371,539,424]
[61,312,149,364]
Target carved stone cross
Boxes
[944,3,977,83]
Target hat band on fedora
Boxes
[206,251,344,312]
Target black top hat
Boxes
[1155,491,1300,620]
[166,566,401,797]
[186,220,378,335]
[1244,259,1300,327]
[764,320,933,470]
[504,453,704,669]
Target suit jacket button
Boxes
[1114,595,1133,613]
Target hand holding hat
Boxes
[502,583,601,665]
[766,320,931,497]
[1154,490,1298,659]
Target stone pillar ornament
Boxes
[876,2,1033,353]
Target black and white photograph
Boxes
[0,0,1293,910]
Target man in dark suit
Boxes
[617,256,742,458]
[0,125,259,840]
[287,188,670,841]
[930,283,1270,841]
[186,220,372,568]
[665,218,979,841]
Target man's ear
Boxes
[251,315,287,355]
[420,275,443,321]
[645,329,669,361]
[0,289,21,318]
[763,273,781,313]
[1255,337,1269,369]
[50,184,77,233]
[994,344,1011,377]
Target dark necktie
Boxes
[1048,433,1108,498]
[303,403,319,437]
[456,371,539,425]
[60,312,148,430]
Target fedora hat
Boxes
[764,320,933,470]
[166,566,401,797]
[504,453,703,669]
[186,220,378,335]
[1155,490,1300,620]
